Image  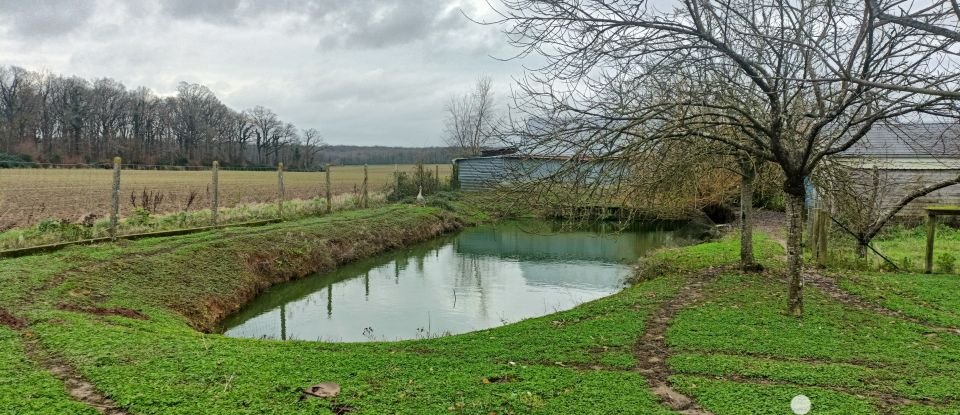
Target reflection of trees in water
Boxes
[452,246,497,319]
[364,271,370,299]
[327,283,333,318]
[223,223,696,341]
[456,222,698,263]
[280,304,286,341]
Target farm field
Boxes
[0,164,451,230]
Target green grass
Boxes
[665,269,960,411]
[837,272,960,328]
[3,205,960,414]
[826,224,960,273]
[0,192,386,251]
[670,375,877,415]
[0,327,97,415]
[874,224,960,273]
[0,204,695,414]
[826,225,960,329]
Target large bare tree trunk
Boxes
[739,161,756,270]
[785,191,805,317]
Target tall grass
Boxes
[824,223,960,274]
[0,192,386,251]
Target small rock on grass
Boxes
[303,382,341,399]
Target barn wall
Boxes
[857,169,960,216]
[455,157,622,192]
[455,157,567,191]
[456,157,509,191]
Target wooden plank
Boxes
[926,206,960,216]
[926,213,936,274]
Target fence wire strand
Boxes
[0,163,451,250]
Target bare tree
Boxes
[492,0,960,316]
[443,76,498,156]
[825,160,960,258]
[269,122,298,165]
[0,65,317,167]
[833,1,960,99]
[0,66,36,154]
[299,128,326,169]
[249,105,280,165]
[231,111,255,164]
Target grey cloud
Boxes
[309,0,467,49]
[301,71,446,105]
[156,0,472,49]
[0,0,96,38]
[2,0,480,48]
[1,0,527,146]
[159,0,242,23]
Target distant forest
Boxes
[0,66,453,169]
[318,146,453,165]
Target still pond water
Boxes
[219,221,698,342]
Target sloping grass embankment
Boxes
[3,204,960,414]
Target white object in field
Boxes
[791,395,811,414]
[416,186,426,204]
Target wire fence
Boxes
[0,161,452,250]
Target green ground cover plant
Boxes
[1,203,958,414]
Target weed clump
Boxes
[937,252,956,274]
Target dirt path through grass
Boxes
[23,337,129,415]
[1,306,127,415]
[635,267,724,414]
[806,271,960,336]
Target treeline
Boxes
[318,146,453,165]
[0,66,324,169]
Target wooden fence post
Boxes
[394,164,400,197]
[325,164,332,213]
[362,164,369,208]
[926,213,936,274]
[451,162,459,189]
[110,156,121,239]
[435,165,440,189]
[277,162,285,220]
[815,207,829,267]
[418,163,425,194]
[211,161,219,226]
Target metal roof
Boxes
[844,123,960,158]
[453,154,602,163]
[833,157,960,170]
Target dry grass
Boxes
[0,164,451,230]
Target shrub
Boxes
[0,153,31,168]
[937,252,957,274]
[33,219,89,241]
[387,162,447,201]
[898,256,915,272]
[35,218,63,233]
[126,208,152,226]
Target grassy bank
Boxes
[0,192,388,251]
[824,223,960,273]
[2,204,959,414]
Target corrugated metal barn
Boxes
[455,125,958,217]
[454,155,566,191]
[454,154,622,192]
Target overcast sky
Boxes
[0,0,528,147]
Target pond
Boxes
[219,220,701,342]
